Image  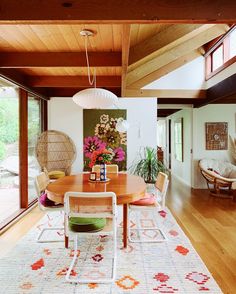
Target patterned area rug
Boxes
[0,207,222,294]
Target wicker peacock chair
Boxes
[35,130,76,176]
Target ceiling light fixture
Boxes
[72,29,118,109]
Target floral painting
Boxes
[83,109,127,171]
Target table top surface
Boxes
[47,173,146,205]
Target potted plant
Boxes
[129,147,167,183]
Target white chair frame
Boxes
[64,191,117,284]
[128,172,169,243]
[35,172,64,243]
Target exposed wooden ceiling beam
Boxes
[157,98,206,107]
[42,87,121,98]
[127,24,229,88]
[128,50,201,89]
[0,68,49,100]
[0,52,121,67]
[157,109,181,118]
[158,104,193,109]
[129,24,210,68]
[0,1,236,24]
[211,94,236,104]
[28,75,121,88]
[196,73,236,107]
[121,24,131,97]
[124,89,206,99]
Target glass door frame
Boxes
[0,88,47,230]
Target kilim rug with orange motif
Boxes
[0,207,222,293]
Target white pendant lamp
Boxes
[72,30,118,108]
[72,88,118,109]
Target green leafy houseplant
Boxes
[130,147,167,183]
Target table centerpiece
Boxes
[89,149,114,181]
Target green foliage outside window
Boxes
[0,141,6,160]
[28,99,40,146]
[0,98,19,144]
[0,97,40,159]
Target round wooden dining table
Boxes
[47,173,146,248]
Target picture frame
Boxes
[205,122,228,150]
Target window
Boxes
[229,28,236,59]
[0,83,20,225]
[174,118,183,162]
[205,25,236,79]
[0,77,46,230]
[212,45,223,71]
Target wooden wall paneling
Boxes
[19,88,28,208]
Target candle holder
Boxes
[89,172,97,181]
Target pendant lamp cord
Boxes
[85,35,96,88]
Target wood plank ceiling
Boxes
[0,1,235,116]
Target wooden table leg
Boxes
[65,236,69,248]
[64,213,69,248]
[123,204,128,248]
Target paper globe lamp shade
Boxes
[72,88,118,109]
[116,118,130,132]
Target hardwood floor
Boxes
[167,176,236,294]
[0,176,235,293]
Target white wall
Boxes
[144,56,206,90]
[169,109,193,186]
[48,97,157,173]
[143,55,236,91]
[192,104,236,188]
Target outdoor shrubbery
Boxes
[0,141,6,161]
[0,98,40,160]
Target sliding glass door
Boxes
[0,82,20,225]
[0,77,46,229]
[28,96,42,204]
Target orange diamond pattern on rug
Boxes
[0,207,223,293]
[116,275,140,290]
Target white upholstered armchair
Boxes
[199,158,236,198]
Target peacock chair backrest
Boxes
[35,130,76,175]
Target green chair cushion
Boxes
[69,217,106,232]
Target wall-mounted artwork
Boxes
[174,117,184,162]
[205,122,228,150]
[83,109,127,171]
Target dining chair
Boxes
[64,191,117,284]
[128,172,169,243]
[35,172,64,243]
[92,164,119,174]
